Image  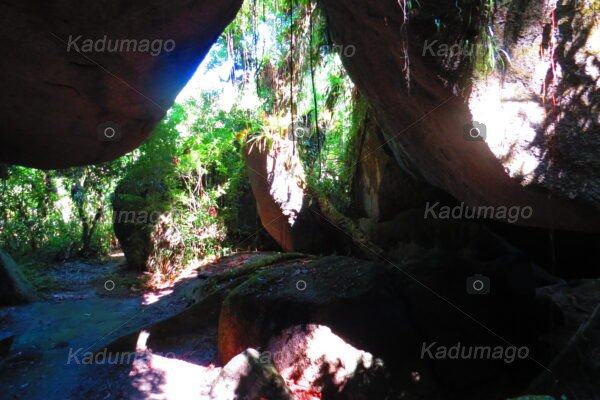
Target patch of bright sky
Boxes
[174,50,236,105]
[172,15,353,139]
[175,22,274,111]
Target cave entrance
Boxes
[142,0,361,261]
[0,0,358,286]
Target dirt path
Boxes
[2,253,598,400]
[0,254,262,400]
[0,253,276,400]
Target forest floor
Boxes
[0,252,275,400]
[1,252,598,399]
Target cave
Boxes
[0,0,599,399]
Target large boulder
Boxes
[112,168,179,271]
[244,138,335,253]
[0,250,37,305]
[266,324,416,400]
[209,348,294,400]
[217,256,421,366]
[320,0,600,231]
[0,0,242,169]
[217,254,550,398]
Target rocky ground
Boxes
[0,251,598,400]
[0,253,233,399]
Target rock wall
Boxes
[2,0,598,233]
[0,0,242,168]
[217,254,545,397]
[350,96,442,222]
[320,0,600,231]
[244,139,335,253]
[0,250,37,305]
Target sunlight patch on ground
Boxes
[130,352,221,400]
[123,324,386,400]
[130,330,221,399]
[142,255,216,305]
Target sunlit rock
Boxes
[245,137,334,252]
[267,324,389,399]
[320,0,600,231]
[209,348,293,400]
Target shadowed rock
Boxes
[0,250,37,305]
[320,0,600,231]
[0,0,243,168]
[217,254,553,398]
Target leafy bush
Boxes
[0,165,123,260]
[112,97,258,281]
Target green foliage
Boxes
[58,161,130,256]
[460,0,507,74]
[113,95,261,280]
[0,160,128,260]
[428,0,507,75]
[473,0,506,74]
[0,0,361,276]
[215,0,357,210]
[18,260,58,292]
[298,56,355,211]
[0,167,61,255]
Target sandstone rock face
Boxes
[0,0,242,169]
[350,100,441,222]
[209,348,294,400]
[267,324,399,400]
[4,0,597,234]
[217,256,421,365]
[216,254,552,398]
[320,0,600,231]
[268,325,376,390]
[245,139,332,252]
[0,250,37,305]
[364,209,519,261]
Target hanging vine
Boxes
[308,2,322,177]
